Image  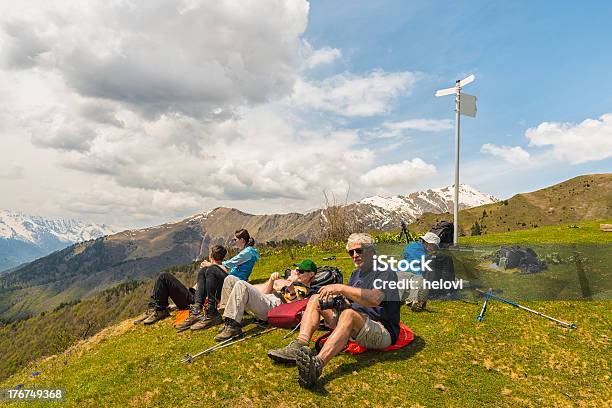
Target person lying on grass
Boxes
[214,259,318,341]
[133,244,228,326]
[267,233,400,389]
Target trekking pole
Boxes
[181,336,237,363]
[283,322,301,339]
[476,288,492,322]
[322,256,351,261]
[181,327,279,363]
[474,289,577,329]
[209,327,278,353]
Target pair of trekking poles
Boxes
[475,288,576,329]
[181,324,280,364]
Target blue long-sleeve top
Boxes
[222,246,259,281]
[401,241,427,276]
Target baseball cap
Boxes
[419,232,441,245]
[293,259,317,273]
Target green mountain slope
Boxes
[410,173,612,235]
[0,220,204,322]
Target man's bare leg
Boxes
[297,294,334,345]
[317,309,366,365]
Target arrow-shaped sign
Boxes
[458,74,475,87]
[435,87,456,97]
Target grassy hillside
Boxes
[0,244,353,382]
[1,300,608,407]
[0,226,610,406]
[410,174,612,236]
[460,219,612,244]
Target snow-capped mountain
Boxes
[0,211,118,271]
[349,184,499,229]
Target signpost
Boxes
[435,74,477,245]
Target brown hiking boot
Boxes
[214,318,242,341]
[296,346,323,388]
[407,300,427,312]
[267,339,304,364]
[190,310,223,331]
[133,306,155,325]
[143,308,170,325]
[175,305,202,331]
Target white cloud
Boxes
[0,0,436,227]
[480,143,531,164]
[360,158,436,189]
[525,114,612,164]
[302,40,342,69]
[384,119,453,132]
[290,70,418,116]
[0,0,309,118]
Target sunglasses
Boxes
[348,248,363,256]
[295,269,311,274]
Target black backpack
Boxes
[429,221,454,247]
[424,253,456,298]
[493,245,547,273]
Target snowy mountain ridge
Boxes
[0,210,117,248]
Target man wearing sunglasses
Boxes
[268,233,400,388]
[214,259,318,341]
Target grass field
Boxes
[1,229,610,407]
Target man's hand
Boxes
[269,272,280,281]
[318,284,346,299]
[200,259,212,268]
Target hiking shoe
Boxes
[296,346,323,388]
[190,310,223,331]
[408,300,427,312]
[133,306,155,325]
[214,318,242,341]
[175,305,202,331]
[143,308,170,325]
[267,340,304,364]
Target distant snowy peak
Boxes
[0,210,118,247]
[355,184,498,227]
[429,184,499,208]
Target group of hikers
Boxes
[134,227,445,388]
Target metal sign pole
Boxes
[453,81,461,246]
[435,74,476,247]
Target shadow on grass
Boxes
[309,335,426,395]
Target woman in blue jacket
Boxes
[222,228,260,281]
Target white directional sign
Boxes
[435,87,456,97]
[433,74,477,245]
[458,74,475,87]
[460,93,477,117]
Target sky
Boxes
[0,0,611,229]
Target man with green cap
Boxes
[215,259,318,341]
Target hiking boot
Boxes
[143,308,170,325]
[190,310,223,331]
[214,318,242,341]
[267,340,304,364]
[409,300,427,312]
[133,306,155,325]
[296,346,323,388]
[175,304,202,331]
